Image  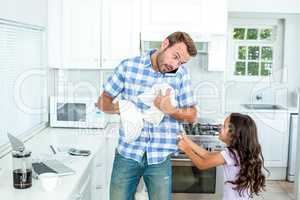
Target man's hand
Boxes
[97,92,120,114]
[153,88,176,114]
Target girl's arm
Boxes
[179,134,212,159]
[178,135,225,170]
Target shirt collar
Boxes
[141,49,157,68]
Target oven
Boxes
[171,120,225,199]
[172,158,223,199]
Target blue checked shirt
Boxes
[103,49,196,165]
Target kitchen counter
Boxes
[225,104,294,113]
[0,123,119,200]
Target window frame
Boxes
[226,18,284,82]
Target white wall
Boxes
[228,0,300,13]
[284,15,300,107]
[187,56,225,120]
[0,0,47,26]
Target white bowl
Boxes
[39,172,60,192]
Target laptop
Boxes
[7,133,76,177]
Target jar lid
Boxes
[12,150,31,158]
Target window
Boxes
[0,19,47,152]
[227,19,283,81]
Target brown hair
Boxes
[166,31,197,56]
[227,113,268,198]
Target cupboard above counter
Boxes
[47,0,228,70]
[141,0,227,35]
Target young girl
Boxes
[178,113,267,200]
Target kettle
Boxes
[12,149,32,189]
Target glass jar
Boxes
[12,150,32,189]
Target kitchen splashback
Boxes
[186,56,224,119]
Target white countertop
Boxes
[225,104,298,114]
[0,123,119,200]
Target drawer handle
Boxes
[96,185,103,189]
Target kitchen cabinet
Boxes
[141,0,227,35]
[48,0,101,69]
[104,126,120,200]
[91,139,106,200]
[91,126,119,200]
[69,168,92,200]
[248,112,289,168]
[62,0,101,69]
[77,175,92,200]
[201,0,228,35]
[101,0,141,69]
[48,0,63,68]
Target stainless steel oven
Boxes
[172,158,223,200]
[171,120,225,200]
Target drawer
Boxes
[92,166,106,186]
[92,185,106,200]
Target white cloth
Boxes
[119,83,177,143]
[119,100,144,143]
[138,83,177,126]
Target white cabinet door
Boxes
[80,175,92,200]
[208,36,227,71]
[62,0,101,69]
[48,0,62,68]
[91,139,106,200]
[141,0,227,35]
[70,174,92,200]
[141,0,203,33]
[250,112,289,167]
[201,0,228,35]
[101,0,140,69]
[105,126,119,200]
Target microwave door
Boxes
[57,103,86,122]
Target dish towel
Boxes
[138,83,177,126]
[119,100,144,143]
[119,83,177,143]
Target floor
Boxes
[172,181,296,200]
[253,181,295,200]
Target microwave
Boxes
[50,96,108,129]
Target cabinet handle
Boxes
[96,163,103,167]
[96,185,103,189]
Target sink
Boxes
[242,104,286,110]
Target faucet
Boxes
[255,93,263,101]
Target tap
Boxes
[256,93,263,101]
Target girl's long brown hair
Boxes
[227,113,268,198]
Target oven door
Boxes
[172,158,223,200]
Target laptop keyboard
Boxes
[32,162,57,174]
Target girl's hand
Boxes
[178,132,194,146]
[177,134,191,153]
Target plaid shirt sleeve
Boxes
[177,67,197,107]
[103,61,125,98]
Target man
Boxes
[97,31,198,200]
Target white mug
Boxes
[39,172,61,192]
